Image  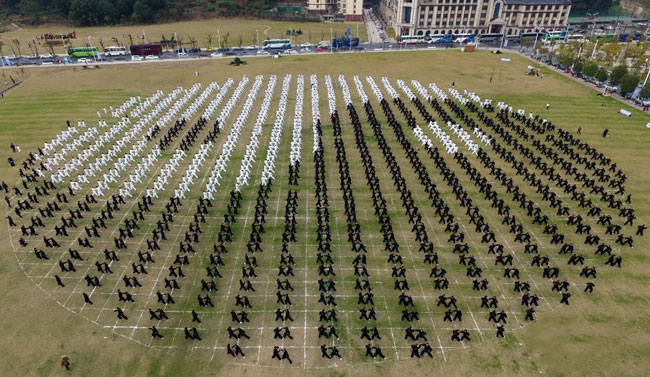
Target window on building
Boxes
[403,6,412,23]
[492,2,501,20]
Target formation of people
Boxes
[3,73,643,365]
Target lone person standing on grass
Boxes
[60,355,71,371]
[602,128,609,138]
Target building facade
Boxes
[378,0,571,38]
[307,0,363,21]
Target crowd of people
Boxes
[3,73,643,367]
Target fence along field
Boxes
[4,69,644,370]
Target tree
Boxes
[571,0,613,13]
[171,4,184,20]
[574,59,584,74]
[610,65,628,85]
[620,73,640,95]
[12,39,21,57]
[600,42,622,67]
[558,53,574,68]
[69,0,118,26]
[54,0,72,15]
[626,42,649,74]
[583,61,599,77]
[133,0,154,22]
[595,67,609,82]
[205,34,213,50]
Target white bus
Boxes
[453,33,476,44]
[262,39,291,50]
[566,34,585,41]
[398,35,427,44]
[104,46,127,56]
[542,30,567,43]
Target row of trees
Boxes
[3,0,180,25]
[547,39,650,98]
[554,40,649,73]
[552,51,650,98]
[2,0,277,26]
[570,0,615,15]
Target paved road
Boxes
[364,9,390,44]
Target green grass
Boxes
[0,49,649,377]
[0,18,366,55]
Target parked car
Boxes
[145,55,159,60]
[131,55,144,61]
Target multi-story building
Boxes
[378,0,571,38]
[307,0,363,21]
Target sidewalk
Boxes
[0,81,21,97]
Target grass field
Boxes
[0,18,366,55]
[0,50,649,377]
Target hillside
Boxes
[0,0,284,27]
